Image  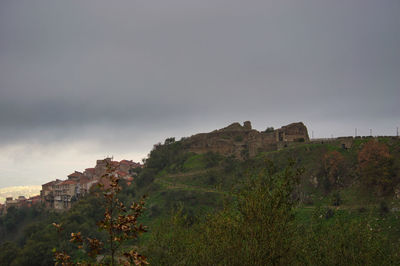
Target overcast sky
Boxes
[0,0,399,188]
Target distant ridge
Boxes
[0,185,41,204]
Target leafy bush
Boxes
[145,140,187,171]
[147,161,304,265]
[234,135,243,142]
[332,192,341,206]
[321,151,346,192]
[264,127,274,133]
[53,163,148,265]
[0,242,19,266]
[324,208,335,219]
[358,140,395,195]
[203,151,221,168]
[379,201,389,215]
[297,212,399,265]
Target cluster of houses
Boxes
[0,195,41,215]
[0,158,141,215]
[40,158,142,210]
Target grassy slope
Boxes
[135,137,400,243]
[3,137,400,262]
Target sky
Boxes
[0,0,399,188]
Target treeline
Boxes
[144,161,400,265]
[0,194,104,265]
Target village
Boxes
[0,158,142,215]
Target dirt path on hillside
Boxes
[162,168,222,178]
[155,178,222,194]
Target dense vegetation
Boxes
[1,136,400,265]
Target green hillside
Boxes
[137,136,400,221]
[1,136,400,265]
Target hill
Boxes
[138,133,400,218]
[1,121,400,265]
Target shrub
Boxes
[147,160,304,265]
[358,140,395,195]
[264,127,274,133]
[298,212,398,265]
[332,192,342,206]
[234,135,244,142]
[204,151,221,168]
[53,163,148,265]
[379,201,389,215]
[322,151,346,192]
[324,208,335,219]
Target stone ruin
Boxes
[182,121,309,159]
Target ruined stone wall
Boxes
[276,122,310,142]
[183,121,309,159]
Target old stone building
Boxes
[183,121,309,158]
[1,195,40,214]
[40,158,142,210]
[53,180,77,210]
[84,168,96,179]
[41,180,61,208]
[5,197,18,209]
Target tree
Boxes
[164,137,175,145]
[204,151,220,168]
[54,162,148,265]
[322,150,345,191]
[297,207,398,265]
[147,160,304,265]
[0,242,19,266]
[358,140,394,195]
[264,127,274,133]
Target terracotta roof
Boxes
[60,180,77,185]
[68,171,83,178]
[117,171,128,177]
[29,195,41,200]
[42,180,56,187]
[132,163,143,168]
[85,168,95,173]
[120,160,133,165]
[125,176,134,182]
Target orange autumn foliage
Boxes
[323,150,345,189]
[358,140,394,195]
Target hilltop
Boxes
[182,121,309,158]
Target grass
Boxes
[135,136,400,253]
[182,154,206,171]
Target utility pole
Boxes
[355,128,357,138]
[397,127,399,137]
[370,129,372,137]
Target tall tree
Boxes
[358,140,394,195]
[322,150,345,191]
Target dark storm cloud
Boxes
[0,0,399,144]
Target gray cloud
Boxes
[0,0,399,186]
